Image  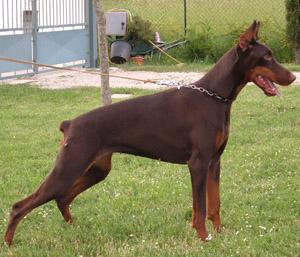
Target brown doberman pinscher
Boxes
[4,21,295,245]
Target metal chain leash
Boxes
[0,57,231,104]
[157,80,232,104]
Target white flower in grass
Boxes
[259,225,266,230]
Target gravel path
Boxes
[2,68,300,90]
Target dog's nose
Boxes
[289,73,296,83]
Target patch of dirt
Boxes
[2,68,205,90]
[2,68,300,90]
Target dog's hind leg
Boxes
[4,144,96,246]
[56,154,112,223]
[4,181,53,246]
[3,175,72,246]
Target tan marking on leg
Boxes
[56,153,112,222]
[206,173,221,232]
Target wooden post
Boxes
[92,0,112,105]
[31,0,38,73]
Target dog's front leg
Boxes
[188,152,211,242]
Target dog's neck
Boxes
[195,46,246,102]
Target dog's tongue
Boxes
[254,75,281,96]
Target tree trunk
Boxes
[295,48,300,64]
[92,0,111,106]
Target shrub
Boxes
[175,24,294,63]
[260,22,293,62]
[209,26,243,62]
[178,26,214,62]
[178,25,243,63]
[286,0,300,63]
[126,15,154,44]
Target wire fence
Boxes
[103,0,286,40]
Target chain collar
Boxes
[178,84,232,104]
[157,80,232,104]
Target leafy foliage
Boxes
[176,25,242,63]
[126,15,154,44]
[180,27,214,62]
[286,0,300,48]
[176,24,293,63]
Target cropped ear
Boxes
[238,20,260,52]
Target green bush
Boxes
[179,27,214,62]
[286,0,300,48]
[126,15,154,44]
[176,25,243,63]
[175,24,293,63]
[260,22,293,62]
[209,26,243,62]
[286,0,300,63]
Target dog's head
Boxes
[236,21,295,96]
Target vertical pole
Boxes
[93,0,111,106]
[32,0,38,73]
[184,0,187,36]
[86,0,96,68]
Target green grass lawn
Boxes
[115,61,300,73]
[0,84,299,257]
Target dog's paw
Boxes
[206,234,212,241]
[198,232,212,242]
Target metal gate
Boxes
[0,0,97,79]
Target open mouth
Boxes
[253,75,280,96]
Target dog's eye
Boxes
[264,53,272,61]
